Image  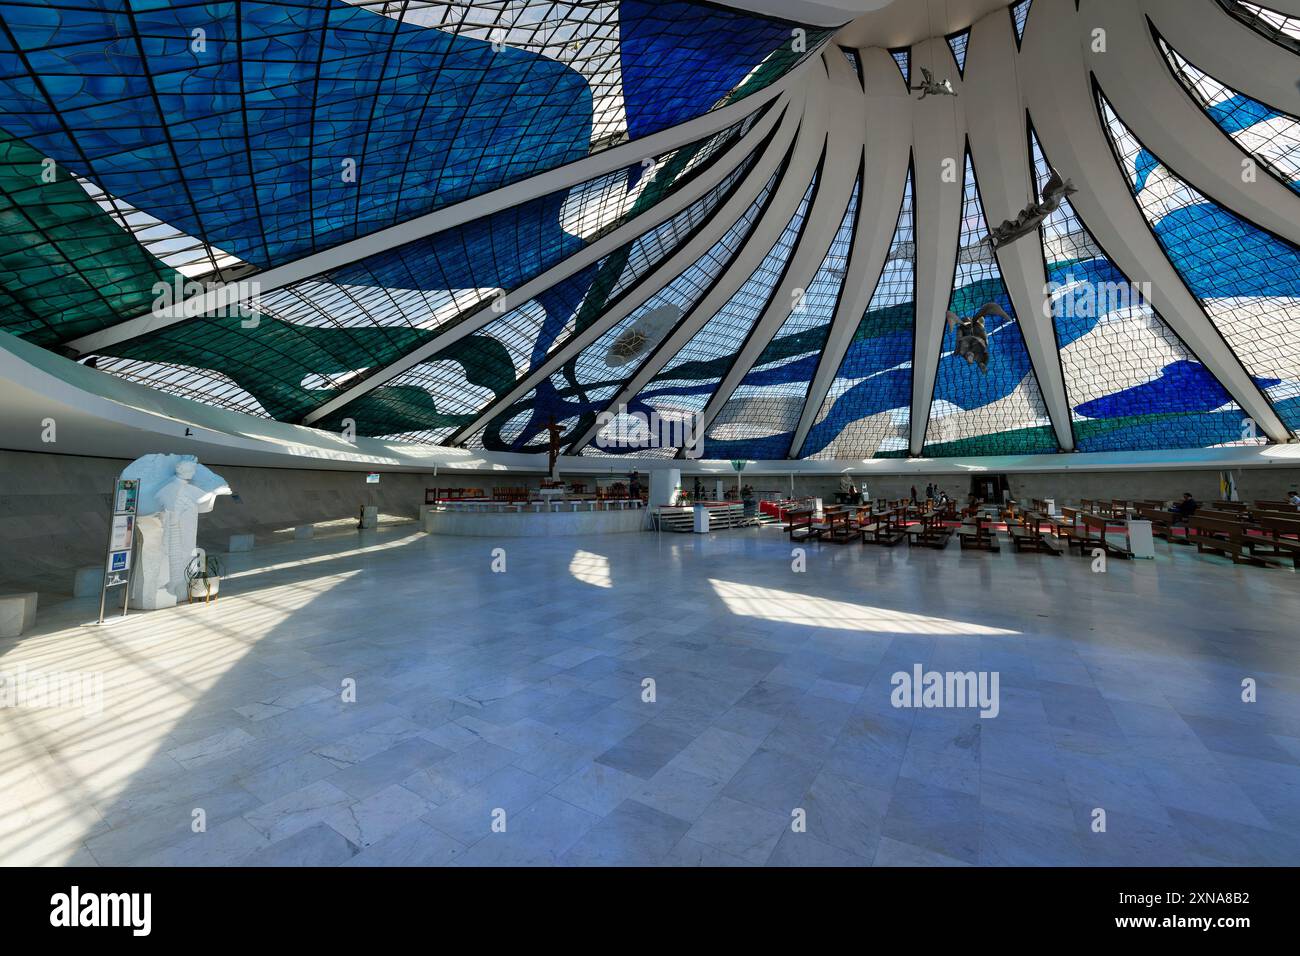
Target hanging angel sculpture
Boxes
[947,303,1010,374]
[986,169,1078,249]
[911,67,957,99]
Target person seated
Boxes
[1169,492,1198,524]
[1288,488,1300,506]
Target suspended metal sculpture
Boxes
[946,303,1009,374]
[911,67,957,99]
[604,304,681,367]
[986,168,1077,249]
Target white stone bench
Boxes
[0,592,38,638]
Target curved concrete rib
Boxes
[965,6,1075,450]
[1143,0,1300,117]
[790,46,912,457]
[443,92,806,446]
[568,73,834,454]
[692,51,866,448]
[1089,0,1300,249]
[908,36,968,455]
[1022,0,1289,442]
[298,99,790,426]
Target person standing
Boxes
[629,471,642,502]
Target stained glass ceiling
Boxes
[1,0,1297,462]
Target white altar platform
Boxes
[421,500,645,537]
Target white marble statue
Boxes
[122,454,231,609]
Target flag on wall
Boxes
[1219,471,1239,502]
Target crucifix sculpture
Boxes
[545,417,563,478]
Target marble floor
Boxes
[2,519,1298,867]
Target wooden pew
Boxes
[1081,513,1133,559]
[822,508,859,544]
[1248,514,1300,568]
[862,507,906,547]
[787,511,823,543]
[1254,500,1300,514]
[958,516,1000,552]
[1008,512,1061,555]
[1198,508,1251,524]
[780,504,814,531]
[1134,504,1174,540]
[1055,506,1091,554]
[907,512,953,549]
[1187,515,1280,567]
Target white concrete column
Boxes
[649,469,682,507]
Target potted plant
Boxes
[185,552,224,604]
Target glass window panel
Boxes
[470,155,787,453]
[1097,89,1300,434]
[803,169,915,459]
[921,151,1057,456]
[1030,125,1260,451]
[703,175,860,459]
[585,168,818,457]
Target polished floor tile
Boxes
[1,519,1297,866]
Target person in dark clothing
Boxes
[1170,492,1198,525]
[910,485,918,504]
[628,471,641,501]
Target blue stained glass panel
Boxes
[0,0,592,267]
[584,169,818,457]
[471,159,785,453]
[703,176,860,459]
[802,170,915,459]
[921,152,1056,456]
[1159,37,1300,194]
[1030,125,1258,451]
[1098,89,1300,434]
